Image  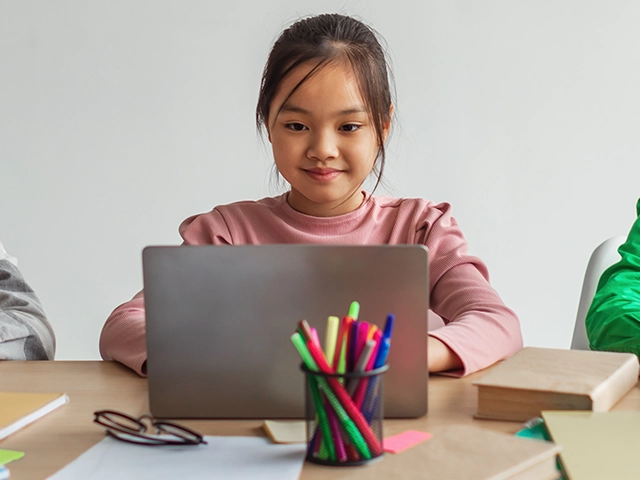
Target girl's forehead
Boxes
[271,60,364,109]
[285,58,354,83]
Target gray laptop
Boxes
[143,244,428,419]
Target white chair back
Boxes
[571,236,626,350]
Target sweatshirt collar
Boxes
[274,191,376,235]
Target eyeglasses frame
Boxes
[93,409,207,446]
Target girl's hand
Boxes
[428,336,463,373]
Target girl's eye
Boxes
[340,124,361,132]
[286,123,307,131]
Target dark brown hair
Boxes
[256,13,394,189]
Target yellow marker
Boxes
[324,316,340,367]
[367,325,379,342]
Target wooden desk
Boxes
[1,361,639,479]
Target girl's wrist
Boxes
[428,336,463,373]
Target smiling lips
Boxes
[304,167,343,182]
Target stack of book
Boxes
[473,347,639,422]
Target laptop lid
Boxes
[143,244,428,419]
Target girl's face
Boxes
[267,61,390,217]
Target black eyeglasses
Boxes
[93,410,207,446]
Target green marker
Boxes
[317,380,371,459]
[291,332,371,459]
[291,333,336,461]
[337,302,359,377]
[348,301,360,320]
[307,375,336,461]
[337,345,347,377]
[291,333,318,371]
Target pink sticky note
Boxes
[383,430,432,454]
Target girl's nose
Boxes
[307,130,339,161]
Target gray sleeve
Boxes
[0,259,56,360]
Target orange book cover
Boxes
[0,392,69,440]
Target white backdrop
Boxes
[2,1,639,360]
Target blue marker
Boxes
[364,313,395,423]
[373,314,394,369]
[0,465,9,480]
[382,314,394,342]
[373,338,390,369]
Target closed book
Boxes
[541,410,640,480]
[473,347,639,422]
[0,392,69,440]
[420,425,562,480]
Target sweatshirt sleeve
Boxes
[586,198,640,357]
[99,208,232,376]
[0,258,56,360]
[99,291,148,375]
[420,203,523,376]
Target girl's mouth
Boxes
[304,168,342,182]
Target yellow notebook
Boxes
[542,411,640,480]
[0,392,69,441]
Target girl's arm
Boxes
[0,258,55,360]
[99,291,149,376]
[418,202,523,376]
[99,207,233,376]
[427,262,522,376]
[428,336,463,373]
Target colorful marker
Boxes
[292,304,392,462]
[348,301,360,320]
[325,316,340,367]
[347,339,376,396]
[334,315,355,374]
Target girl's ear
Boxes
[382,104,394,143]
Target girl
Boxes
[99,13,522,377]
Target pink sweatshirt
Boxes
[99,193,522,376]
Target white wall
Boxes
[2,1,639,360]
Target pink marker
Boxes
[310,327,321,349]
[355,322,370,364]
[366,330,383,371]
[354,330,382,409]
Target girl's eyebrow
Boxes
[280,104,367,116]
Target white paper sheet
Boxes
[48,436,306,480]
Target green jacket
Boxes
[586,198,640,357]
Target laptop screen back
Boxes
[143,244,428,419]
